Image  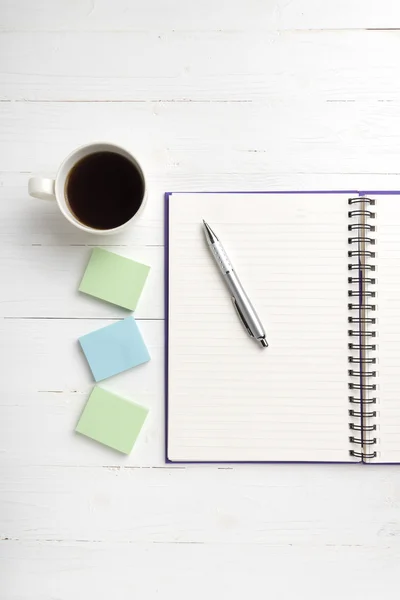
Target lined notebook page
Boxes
[167,193,353,463]
[372,195,400,463]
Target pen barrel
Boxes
[210,241,233,274]
[225,271,266,340]
[207,238,267,343]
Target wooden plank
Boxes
[1,30,400,102]
[0,319,164,466]
[0,245,164,318]
[0,318,162,395]
[1,464,400,547]
[0,172,164,247]
[1,0,400,32]
[3,172,400,318]
[2,100,400,176]
[0,392,164,467]
[1,539,396,600]
[3,173,400,249]
[2,1,400,597]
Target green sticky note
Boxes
[76,387,148,454]
[79,248,150,310]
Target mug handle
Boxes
[28,177,56,201]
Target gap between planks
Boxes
[0,99,253,104]
[2,316,164,321]
[2,27,400,33]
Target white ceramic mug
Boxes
[28,142,147,234]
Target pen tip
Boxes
[202,220,219,243]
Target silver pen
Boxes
[202,220,268,348]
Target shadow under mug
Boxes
[28,142,147,235]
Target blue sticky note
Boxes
[79,317,150,382]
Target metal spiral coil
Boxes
[347,197,377,461]
[349,450,377,459]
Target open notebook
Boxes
[165,191,400,464]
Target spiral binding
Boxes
[347,197,377,461]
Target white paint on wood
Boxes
[0,245,164,318]
[1,464,399,545]
[2,101,400,177]
[1,540,396,600]
[1,0,399,32]
[1,30,399,102]
[2,0,400,597]
[1,319,164,466]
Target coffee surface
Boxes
[66,151,144,230]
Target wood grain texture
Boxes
[1,319,164,466]
[3,101,400,176]
[2,0,400,597]
[2,541,397,600]
[1,30,400,102]
[1,0,400,32]
[0,246,164,318]
[1,465,400,545]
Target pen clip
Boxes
[231,297,254,338]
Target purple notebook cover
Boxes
[164,190,400,465]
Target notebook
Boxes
[165,190,400,464]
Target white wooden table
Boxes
[2,1,400,597]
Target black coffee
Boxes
[65,151,144,230]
